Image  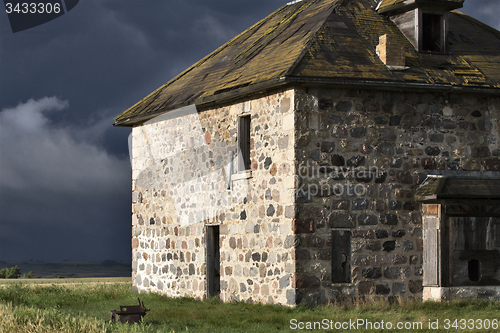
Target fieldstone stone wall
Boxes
[292,87,500,305]
[130,89,297,305]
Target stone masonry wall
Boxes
[130,89,297,305]
[292,87,500,305]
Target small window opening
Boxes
[332,230,351,283]
[422,13,442,52]
[238,115,251,172]
[468,259,481,282]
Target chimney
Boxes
[376,34,405,67]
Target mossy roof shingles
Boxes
[115,0,500,126]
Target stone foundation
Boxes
[423,286,500,301]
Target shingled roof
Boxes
[115,0,500,126]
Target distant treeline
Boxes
[0,266,34,279]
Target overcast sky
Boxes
[0,0,498,261]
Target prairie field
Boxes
[0,281,498,332]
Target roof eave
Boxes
[113,78,291,127]
[114,76,500,127]
[378,0,464,15]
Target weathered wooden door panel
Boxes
[423,217,440,286]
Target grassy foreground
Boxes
[0,282,498,332]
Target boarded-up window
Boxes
[238,115,251,172]
[422,13,442,52]
[332,229,351,283]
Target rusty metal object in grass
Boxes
[110,298,150,324]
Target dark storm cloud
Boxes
[462,0,500,31]
[0,98,131,260]
[0,0,497,261]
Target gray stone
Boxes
[327,115,343,124]
[280,274,291,288]
[429,134,444,142]
[384,267,402,279]
[472,146,491,158]
[358,214,378,226]
[321,141,335,153]
[295,274,321,289]
[366,241,381,252]
[379,142,395,155]
[392,230,406,238]
[284,235,299,249]
[362,268,382,279]
[331,154,345,166]
[425,146,441,156]
[336,101,352,112]
[267,205,275,217]
[478,119,492,131]
[328,212,355,228]
[409,280,423,294]
[441,120,457,129]
[352,198,369,210]
[375,116,388,125]
[392,282,406,294]
[403,240,414,251]
[286,289,303,305]
[319,98,333,110]
[350,127,367,138]
[376,229,389,239]
[389,200,402,210]
[380,214,398,225]
[285,205,296,218]
[383,241,396,252]
[375,170,387,183]
[389,115,401,126]
[376,284,390,295]
[249,267,258,277]
[332,125,348,138]
[264,157,273,169]
[308,150,321,161]
[347,155,365,167]
[380,129,397,141]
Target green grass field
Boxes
[0,281,498,332]
[0,277,130,286]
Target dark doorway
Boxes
[206,225,220,297]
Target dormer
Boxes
[377,0,464,53]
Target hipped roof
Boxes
[115,0,500,126]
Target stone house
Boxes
[114,0,500,305]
